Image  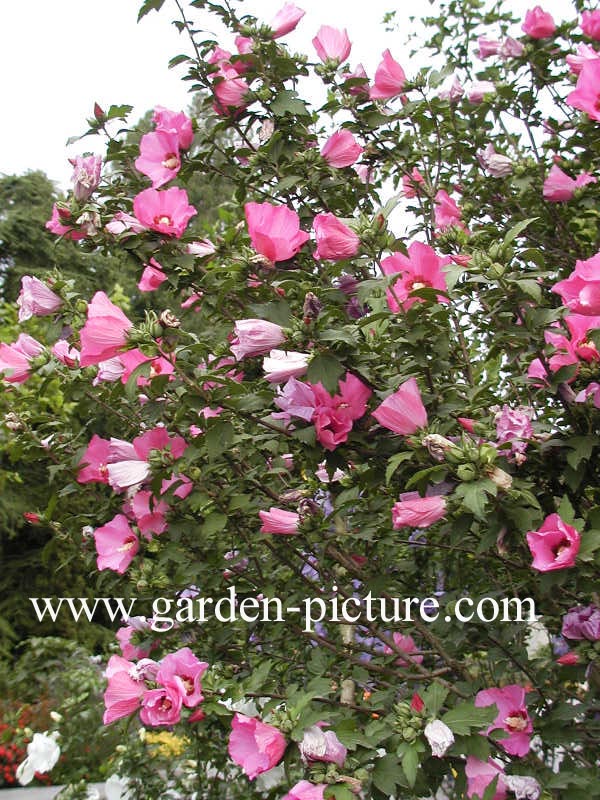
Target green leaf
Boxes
[372,754,404,795]
[385,452,414,484]
[502,217,538,246]
[442,702,497,735]
[578,529,600,562]
[402,746,419,788]
[421,684,449,716]
[124,361,151,400]
[270,90,310,117]
[324,787,354,800]
[201,513,228,536]
[205,421,234,460]
[307,354,344,393]
[138,0,166,21]
[454,481,489,520]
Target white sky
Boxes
[0,0,572,191]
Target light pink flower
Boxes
[94,357,126,384]
[230,319,286,360]
[212,66,250,115]
[439,75,464,102]
[228,713,286,779]
[381,241,450,312]
[79,291,132,367]
[312,25,351,63]
[401,167,425,198]
[434,190,466,232]
[259,507,300,534]
[299,725,346,767]
[282,782,326,800]
[383,632,424,666]
[140,686,183,727]
[135,130,182,188]
[575,381,600,407]
[137,259,167,292]
[567,58,600,120]
[119,347,175,387]
[372,377,428,435]
[500,36,525,57]
[156,647,208,708]
[477,144,512,177]
[581,10,600,40]
[69,154,102,201]
[552,251,600,314]
[475,684,532,757]
[105,211,148,236]
[133,186,197,238]
[370,49,406,100]
[274,377,318,422]
[392,493,446,529]
[0,334,44,383]
[313,213,359,261]
[45,204,85,240]
[543,164,596,201]
[52,339,80,367]
[245,202,309,263]
[478,36,502,58]
[424,719,454,757]
[106,427,187,491]
[526,513,581,572]
[465,757,507,800]
[567,43,600,75]
[467,80,496,103]
[342,63,369,95]
[77,434,111,484]
[263,350,310,382]
[17,276,62,322]
[153,106,193,149]
[94,514,139,574]
[311,372,372,450]
[187,239,216,257]
[496,405,533,458]
[321,130,363,168]
[116,622,153,661]
[127,489,169,538]
[522,6,556,38]
[103,655,145,725]
[269,3,305,38]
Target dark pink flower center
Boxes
[162,154,179,170]
[117,537,137,553]
[182,676,194,694]
[159,697,173,712]
[552,537,571,557]
[504,709,528,731]
[155,215,173,227]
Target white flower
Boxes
[263,349,310,383]
[16,731,60,785]
[424,719,455,757]
[105,774,134,800]
[255,764,285,791]
[505,774,541,799]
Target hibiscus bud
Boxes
[303,291,323,321]
[94,102,106,121]
[486,465,513,490]
[23,512,41,525]
[159,309,181,329]
[4,412,24,431]
[422,433,454,461]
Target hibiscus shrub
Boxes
[5,0,600,797]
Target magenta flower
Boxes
[245,201,309,263]
[17,276,62,322]
[434,189,466,232]
[282,782,326,800]
[133,186,197,238]
[69,154,102,201]
[140,686,183,727]
[135,130,182,188]
[475,685,533,756]
[383,633,424,666]
[562,605,600,640]
[312,372,372,450]
[381,241,450,312]
[259,507,300,534]
[372,377,428,434]
[312,25,351,63]
[212,66,250,115]
[94,514,139,574]
[543,164,596,201]
[313,213,360,261]
[465,757,507,800]
[581,10,600,40]
[126,489,169,538]
[299,725,347,767]
[528,314,600,384]
[522,6,556,38]
[263,350,310,383]
[79,291,132,367]
[45,204,85,240]
[156,647,209,708]
[77,434,111,484]
[103,655,145,725]
[552,251,600,314]
[392,493,446,529]
[269,3,305,38]
[369,49,406,100]
[52,339,80,367]
[119,348,175,387]
[137,259,167,292]
[401,167,425,198]
[116,621,153,661]
[153,106,193,149]
[230,318,286,360]
[567,59,600,121]
[321,129,363,168]
[478,36,502,58]
[567,43,600,74]
[228,713,286,779]
[0,334,44,384]
[526,513,581,572]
